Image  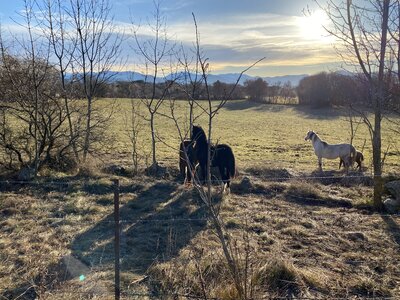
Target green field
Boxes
[108,98,400,173]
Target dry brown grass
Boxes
[1,166,399,298]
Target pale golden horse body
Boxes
[305,130,356,172]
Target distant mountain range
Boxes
[102,71,308,86]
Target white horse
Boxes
[304,130,356,172]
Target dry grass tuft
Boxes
[349,276,392,297]
[284,180,353,208]
[254,258,301,296]
[214,283,240,300]
[285,180,323,200]
[147,253,232,299]
[244,166,293,182]
[76,159,102,177]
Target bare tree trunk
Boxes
[150,112,156,166]
[83,95,92,161]
[373,108,383,209]
[373,0,390,210]
[24,0,46,176]
[63,90,80,162]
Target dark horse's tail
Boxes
[179,140,196,183]
[226,146,236,179]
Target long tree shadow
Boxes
[223,100,268,111]
[1,179,211,299]
[283,192,353,209]
[293,105,348,120]
[70,181,209,274]
[0,175,143,196]
[307,170,373,187]
[381,215,400,246]
[223,100,289,113]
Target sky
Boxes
[0,0,341,77]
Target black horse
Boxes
[179,139,197,184]
[191,125,236,190]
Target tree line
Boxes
[73,77,296,103]
[297,71,400,109]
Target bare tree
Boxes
[0,15,72,174]
[38,0,80,162]
[125,100,144,175]
[131,0,178,170]
[320,0,392,210]
[177,40,204,134]
[0,1,53,176]
[280,81,296,104]
[68,0,123,162]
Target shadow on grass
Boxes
[1,178,211,299]
[307,170,373,187]
[223,100,290,113]
[381,215,400,246]
[243,166,293,182]
[0,175,143,197]
[282,173,354,209]
[292,105,348,120]
[70,181,208,274]
[283,191,353,209]
[223,100,351,119]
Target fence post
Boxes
[113,179,120,300]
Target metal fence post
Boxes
[113,179,120,300]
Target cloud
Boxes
[155,12,340,75]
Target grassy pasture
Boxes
[1,99,400,299]
[108,98,400,173]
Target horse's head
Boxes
[304,130,315,141]
[191,125,207,143]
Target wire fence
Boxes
[1,174,400,300]
[0,169,385,186]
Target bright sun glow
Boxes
[299,9,330,42]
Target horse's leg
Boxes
[218,165,228,193]
[201,161,207,185]
[179,156,186,181]
[186,163,192,185]
[318,157,322,171]
[183,165,188,185]
[343,156,350,174]
[225,170,231,194]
